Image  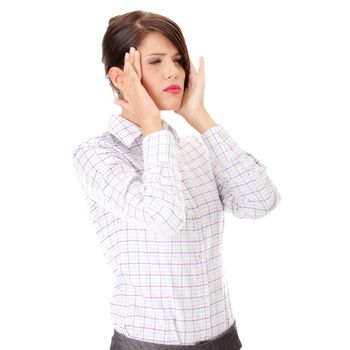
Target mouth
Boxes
[163,84,182,94]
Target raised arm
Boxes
[200,124,281,219]
[72,129,186,235]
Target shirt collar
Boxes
[107,113,180,148]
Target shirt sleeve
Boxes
[200,124,281,219]
[72,129,186,235]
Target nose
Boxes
[164,60,180,79]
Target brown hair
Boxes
[102,10,190,100]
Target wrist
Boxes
[186,108,217,134]
[141,120,163,138]
[140,114,161,125]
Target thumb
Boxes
[115,98,128,110]
[115,98,135,116]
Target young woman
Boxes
[72,10,281,350]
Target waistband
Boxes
[110,321,242,350]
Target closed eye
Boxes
[150,58,184,65]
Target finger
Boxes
[123,54,133,82]
[130,47,139,77]
[126,48,140,79]
[134,49,142,80]
[115,98,132,114]
[124,51,129,68]
[115,98,127,109]
[129,46,135,67]
[198,56,205,77]
[124,50,132,67]
[189,58,197,75]
[124,62,138,79]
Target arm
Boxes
[171,54,281,218]
[200,124,281,219]
[72,129,186,235]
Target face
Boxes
[136,31,186,111]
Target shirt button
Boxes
[196,253,202,261]
[161,162,167,167]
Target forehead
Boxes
[138,32,178,55]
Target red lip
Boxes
[163,84,182,92]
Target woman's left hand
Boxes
[175,57,206,125]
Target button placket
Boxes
[199,228,210,336]
[196,220,205,263]
[189,216,210,337]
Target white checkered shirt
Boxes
[72,113,281,345]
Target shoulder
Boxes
[72,132,127,170]
[73,131,123,155]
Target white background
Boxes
[0,1,349,349]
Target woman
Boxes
[72,10,281,350]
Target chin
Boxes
[158,100,182,111]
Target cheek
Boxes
[140,79,156,97]
[141,77,161,97]
[140,63,152,81]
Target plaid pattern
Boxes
[72,113,280,345]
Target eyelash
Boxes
[150,59,184,65]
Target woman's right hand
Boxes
[115,47,161,124]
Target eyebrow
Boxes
[146,52,182,57]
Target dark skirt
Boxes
[109,321,243,350]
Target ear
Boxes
[108,67,124,90]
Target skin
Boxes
[108,31,217,134]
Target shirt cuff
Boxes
[200,124,244,159]
[142,129,177,169]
